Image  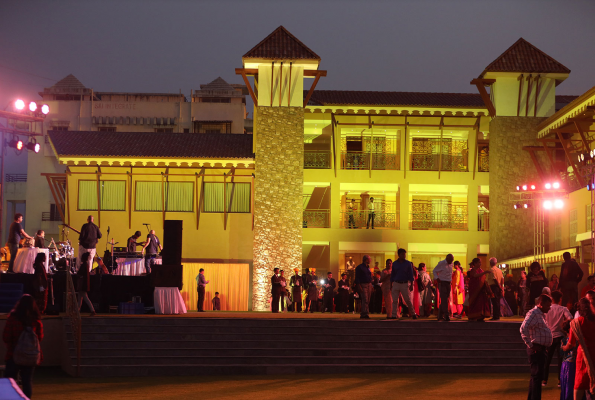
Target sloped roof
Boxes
[199,77,236,91]
[51,74,87,89]
[48,131,254,159]
[306,90,486,108]
[482,38,570,74]
[243,26,320,60]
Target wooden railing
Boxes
[304,151,331,169]
[302,210,331,228]
[340,211,399,229]
[410,201,468,230]
[65,271,81,377]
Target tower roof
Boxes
[242,26,320,60]
[481,38,570,75]
[51,74,87,89]
[199,77,236,92]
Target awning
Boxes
[501,247,579,270]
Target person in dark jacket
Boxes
[322,271,336,313]
[271,268,282,313]
[527,262,548,309]
[559,252,584,308]
[370,271,383,314]
[77,215,102,273]
[77,252,96,316]
[34,230,46,249]
[504,274,518,316]
[306,268,318,312]
[32,253,48,315]
[3,294,43,399]
[355,255,372,319]
[289,268,303,312]
[337,273,350,313]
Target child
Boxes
[560,319,576,400]
[212,292,221,311]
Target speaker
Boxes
[163,220,183,265]
[151,264,183,290]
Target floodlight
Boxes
[15,99,25,110]
[522,185,528,191]
[28,102,37,112]
[543,200,553,210]
[41,104,50,115]
[545,183,552,190]
[552,182,560,189]
[554,199,564,209]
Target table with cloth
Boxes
[154,287,187,314]
[114,257,162,276]
[12,247,49,274]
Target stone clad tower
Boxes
[238,26,325,311]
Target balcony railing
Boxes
[409,201,468,230]
[304,150,331,169]
[478,213,489,232]
[341,152,400,170]
[340,211,399,229]
[5,174,27,182]
[303,210,330,228]
[42,212,62,222]
[410,154,468,172]
[478,148,489,172]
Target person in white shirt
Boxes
[543,290,572,387]
[433,254,454,322]
[366,197,375,229]
[478,202,489,231]
[520,294,553,400]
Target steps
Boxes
[63,317,543,377]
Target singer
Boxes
[34,230,46,248]
[141,230,162,274]
[77,215,102,272]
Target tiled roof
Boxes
[199,77,236,92]
[482,38,570,74]
[243,26,320,60]
[51,74,87,89]
[48,131,254,159]
[306,90,486,108]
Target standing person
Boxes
[418,263,434,317]
[520,294,554,400]
[3,294,43,399]
[322,271,336,313]
[366,197,375,229]
[559,252,584,309]
[433,254,454,322]
[303,268,312,312]
[564,297,595,399]
[504,275,519,316]
[543,290,573,387]
[211,292,221,311]
[451,261,465,319]
[76,252,96,316]
[32,253,48,315]
[519,271,528,316]
[559,320,577,400]
[390,249,417,320]
[467,258,493,322]
[271,268,282,313]
[580,275,595,299]
[337,273,350,313]
[34,230,46,249]
[348,199,356,229]
[346,257,356,287]
[195,268,209,312]
[77,215,101,272]
[126,231,144,254]
[290,268,303,312]
[527,262,549,310]
[279,270,288,312]
[380,260,393,318]
[355,255,372,319]
[142,230,162,275]
[478,202,489,231]
[370,271,383,314]
[7,213,32,273]
[548,274,559,292]
[306,268,318,313]
[487,257,504,321]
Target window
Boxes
[78,180,126,211]
[183,128,189,133]
[154,128,174,133]
[55,95,80,101]
[204,182,250,213]
[194,121,232,134]
[51,126,68,131]
[98,127,116,132]
[200,97,231,103]
[135,181,194,212]
[570,209,578,247]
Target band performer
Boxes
[127,231,145,254]
[34,230,46,248]
[77,215,101,272]
[142,230,162,274]
[7,213,32,273]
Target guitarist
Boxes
[76,215,102,272]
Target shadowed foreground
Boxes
[33,369,562,400]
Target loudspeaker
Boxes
[151,264,183,290]
[162,220,183,265]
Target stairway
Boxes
[64,317,539,377]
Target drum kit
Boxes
[49,238,75,271]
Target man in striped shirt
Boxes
[520,294,553,400]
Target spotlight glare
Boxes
[553,182,560,189]
[516,186,521,191]
[523,203,529,209]
[34,143,40,153]
[522,185,528,191]
[530,184,536,190]
[16,140,23,151]
[543,200,553,210]
[545,183,552,189]
[28,102,37,112]
[554,199,564,209]
[15,99,25,110]
[41,104,50,115]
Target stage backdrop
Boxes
[180,263,250,311]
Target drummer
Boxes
[34,230,46,248]
[126,231,145,254]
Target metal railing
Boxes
[478,213,489,231]
[304,150,331,169]
[42,212,62,222]
[340,152,400,170]
[5,174,27,182]
[65,271,81,377]
[478,151,489,172]
[410,154,468,172]
[302,210,331,228]
[340,211,399,229]
[409,201,468,230]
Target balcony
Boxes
[5,174,27,182]
[409,201,468,230]
[410,138,468,172]
[302,210,330,228]
[340,134,400,170]
[478,144,489,172]
[304,150,331,169]
[340,152,400,170]
[340,211,399,229]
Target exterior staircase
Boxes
[64,317,539,377]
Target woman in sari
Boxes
[451,261,465,318]
[418,263,433,317]
[563,297,595,399]
[467,258,493,322]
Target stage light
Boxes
[14,99,25,110]
[530,184,536,190]
[28,102,37,112]
[554,199,564,209]
[41,104,50,115]
[514,204,518,209]
[543,200,553,210]
[589,183,595,191]
[320,279,325,285]
[516,186,521,191]
[522,185,528,191]
[545,183,552,190]
[553,182,560,189]
[523,203,531,209]
[26,140,40,153]
[591,150,594,159]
